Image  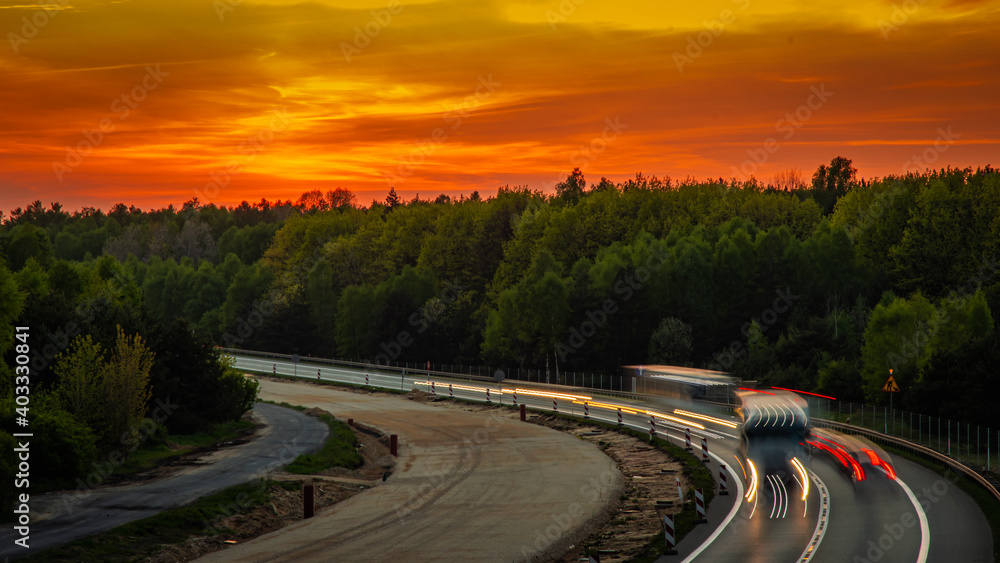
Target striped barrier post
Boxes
[449,383,453,398]
[273,363,276,375]
[695,487,707,522]
[553,399,558,413]
[664,514,677,554]
[685,428,692,450]
[649,415,656,442]
[430,381,436,395]
[317,369,321,380]
[676,477,683,500]
[617,408,623,426]
[719,463,729,495]
[486,388,491,403]
[584,402,589,418]
[701,437,710,463]
[513,390,517,406]
[365,372,369,386]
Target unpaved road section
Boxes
[197,378,624,562]
[0,403,327,560]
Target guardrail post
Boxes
[303,484,314,519]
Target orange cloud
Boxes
[1,0,998,213]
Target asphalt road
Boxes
[234,353,995,563]
[0,402,327,560]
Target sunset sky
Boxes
[1,0,998,213]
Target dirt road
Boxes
[197,378,623,562]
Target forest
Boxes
[3,161,1000,501]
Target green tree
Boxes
[647,317,694,365]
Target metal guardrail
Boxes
[812,418,1000,504]
[223,347,1000,503]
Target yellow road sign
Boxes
[882,374,900,393]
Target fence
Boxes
[221,347,999,476]
[803,397,999,473]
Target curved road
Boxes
[0,402,327,560]
[197,378,624,562]
[234,354,994,563]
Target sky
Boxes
[1,0,998,213]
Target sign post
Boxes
[882,368,900,433]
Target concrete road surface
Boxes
[0,402,327,559]
[196,378,624,562]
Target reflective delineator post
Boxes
[617,408,623,426]
[486,388,491,403]
[685,428,692,450]
[303,484,314,519]
[664,513,677,555]
[701,437,710,463]
[650,415,656,442]
[449,383,453,398]
[430,381,436,395]
[317,369,321,380]
[695,487,707,522]
[520,403,526,421]
[390,434,398,457]
[273,363,276,374]
[676,477,682,500]
[584,402,589,418]
[719,463,729,495]
[365,372,369,386]
[553,399,558,413]
[513,390,518,406]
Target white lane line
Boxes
[769,475,779,519]
[680,458,745,563]
[895,475,930,562]
[778,477,788,519]
[797,471,830,562]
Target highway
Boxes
[0,402,328,560]
[234,353,994,562]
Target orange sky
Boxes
[1,0,998,213]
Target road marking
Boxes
[895,474,930,563]
[797,471,829,562]
[680,455,745,563]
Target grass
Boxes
[25,401,368,561]
[23,479,298,563]
[284,413,364,474]
[113,420,256,476]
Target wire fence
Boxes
[804,397,998,473]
